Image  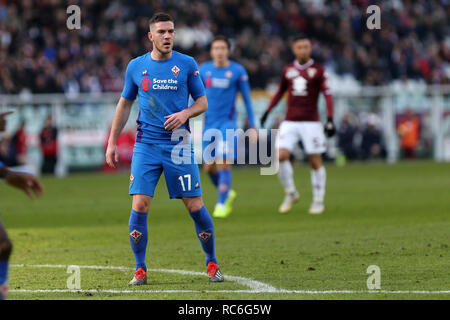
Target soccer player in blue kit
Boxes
[105,13,224,285]
[199,36,256,218]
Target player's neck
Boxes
[294,58,313,70]
[214,59,230,68]
[151,49,172,61]
[296,58,311,66]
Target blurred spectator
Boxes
[0,133,12,165]
[0,121,27,166]
[360,114,385,160]
[0,0,448,95]
[14,121,27,165]
[337,113,358,160]
[397,109,420,158]
[40,115,58,174]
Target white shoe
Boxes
[278,191,300,214]
[308,201,324,214]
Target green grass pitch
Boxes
[1,161,449,300]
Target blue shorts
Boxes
[129,142,202,199]
[202,121,237,163]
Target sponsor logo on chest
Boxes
[210,77,230,88]
[140,65,181,91]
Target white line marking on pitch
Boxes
[9,289,450,294]
[9,264,450,295]
[10,263,278,292]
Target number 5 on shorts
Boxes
[178,174,191,191]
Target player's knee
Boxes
[217,163,231,171]
[0,238,13,260]
[311,162,322,170]
[203,164,214,174]
[134,201,149,213]
[309,155,323,170]
[184,197,204,212]
[278,149,290,162]
[133,197,151,213]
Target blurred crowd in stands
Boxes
[0,0,449,96]
[335,109,425,161]
[0,0,445,170]
[336,113,387,161]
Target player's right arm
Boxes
[260,67,288,127]
[106,97,134,168]
[106,60,138,168]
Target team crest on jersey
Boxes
[307,68,316,78]
[140,78,151,91]
[198,232,212,243]
[225,71,232,78]
[286,68,299,79]
[130,229,143,243]
[171,65,180,77]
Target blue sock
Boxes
[208,171,219,187]
[217,169,232,204]
[189,206,217,265]
[0,261,8,285]
[128,209,148,271]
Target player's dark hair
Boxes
[292,34,309,43]
[210,35,231,49]
[149,12,174,28]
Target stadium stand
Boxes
[0,0,448,95]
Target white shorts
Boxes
[278,121,327,154]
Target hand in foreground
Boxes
[164,110,189,131]
[5,171,43,199]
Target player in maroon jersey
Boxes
[261,35,335,214]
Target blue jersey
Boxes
[121,51,205,144]
[199,61,255,129]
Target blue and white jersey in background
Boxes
[199,61,255,131]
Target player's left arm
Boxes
[238,67,256,128]
[321,70,335,137]
[164,59,207,131]
[237,66,257,142]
